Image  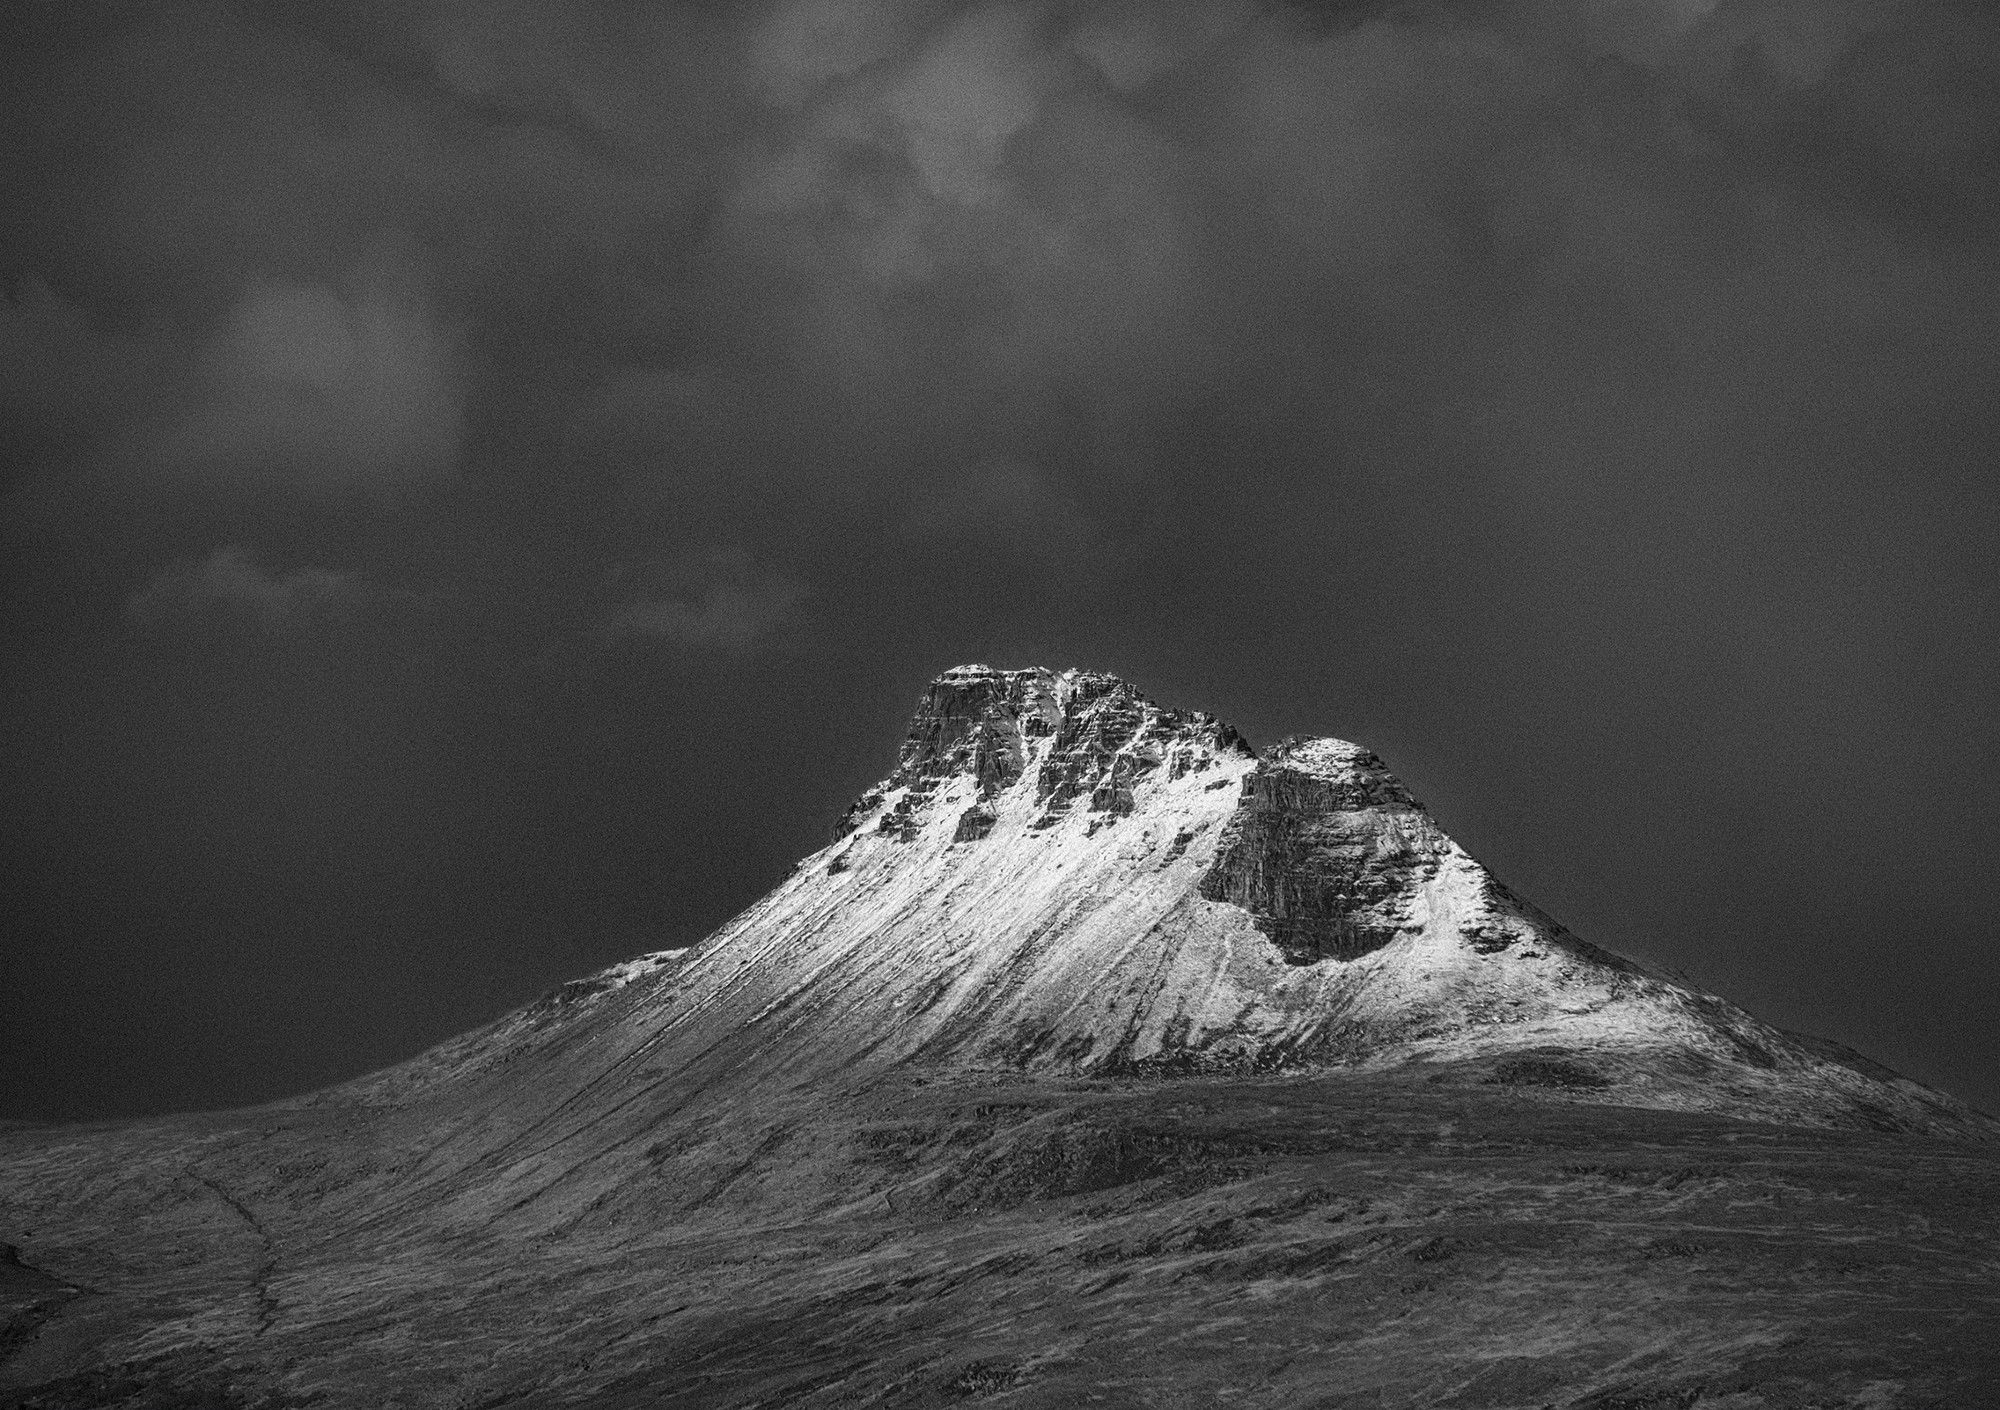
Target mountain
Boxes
[353,663,1979,1134]
[2,665,1995,1409]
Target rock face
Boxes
[837,665,1250,843]
[1198,739,1444,964]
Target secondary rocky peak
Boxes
[1258,737,1422,811]
[1199,736,1441,965]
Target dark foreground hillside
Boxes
[4,1062,1996,1409]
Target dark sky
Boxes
[4,0,1997,1122]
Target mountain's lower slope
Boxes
[2,664,1994,1408]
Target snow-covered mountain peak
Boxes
[347,663,1988,1144]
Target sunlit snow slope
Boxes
[347,664,1980,1146]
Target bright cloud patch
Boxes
[159,257,461,494]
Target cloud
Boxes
[749,0,913,110]
[9,0,1997,620]
[155,247,462,495]
[127,546,359,630]
[1065,1,1252,91]
[883,6,1051,205]
[604,554,804,651]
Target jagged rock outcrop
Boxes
[836,664,1251,844]
[893,666,1051,794]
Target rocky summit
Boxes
[3,665,1996,1409]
